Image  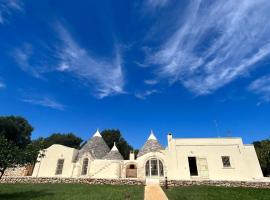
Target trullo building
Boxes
[32,130,264,181]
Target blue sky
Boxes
[1,0,270,148]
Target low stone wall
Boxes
[0,177,144,185]
[160,180,270,188]
[3,167,26,177]
[1,177,269,188]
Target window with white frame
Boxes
[55,159,64,175]
[221,156,231,168]
[145,159,164,177]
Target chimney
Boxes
[167,132,173,149]
[129,151,135,160]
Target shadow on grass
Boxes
[0,190,53,200]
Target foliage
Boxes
[101,129,133,160]
[34,133,83,149]
[0,135,21,178]
[0,116,33,148]
[23,140,46,165]
[253,139,270,176]
[0,116,44,179]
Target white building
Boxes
[32,130,263,181]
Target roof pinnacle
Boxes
[148,130,157,140]
[93,129,101,137]
[111,142,118,151]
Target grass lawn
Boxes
[0,184,144,200]
[165,186,270,200]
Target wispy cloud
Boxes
[22,96,65,110]
[135,89,159,99]
[56,24,125,98]
[0,0,23,24]
[148,0,270,95]
[0,81,5,89]
[13,43,44,78]
[146,0,169,8]
[144,79,158,85]
[249,75,270,104]
[12,23,125,99]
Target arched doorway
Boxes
[126,164,137,178]
[145,158,164,178]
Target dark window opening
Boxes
[55,159,64,175]
[188,157,198,176]
[129,164,135,169]
[81,158,89,175]
[222,156,231,168]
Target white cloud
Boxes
[22,97,65,110]
[146,0,169,8]
[56,24,125,98]
[249,75,270,104]
[149,0,270,95]
[0,81,5,89]
[12,24,125,99]
[135,89,159,99]
[13,44,44,78]
[144,79,158,85]
[0,0,23,24]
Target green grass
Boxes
[165,186,270,200]
[0,184,144,200]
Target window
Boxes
[222,156,231,168]
[188,157,198,176]
[145,161,150,176]
[55,159,64,175]
[81,158,89,175]
[145,159,164,177]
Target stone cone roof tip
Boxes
[93,129,101,137]
[137,130,164,157]
[103,142,124,160]
[148,130,157,140]
[111,142,118,151]
[77,129,110,160]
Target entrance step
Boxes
[145,178,160,185]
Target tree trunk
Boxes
[0,171,4,179]
[0,167,6,179]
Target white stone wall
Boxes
[166,137,263,181]
[32,136,263,181]
[89,160,122,179]
[32,144,78,177]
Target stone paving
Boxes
[144,184,168,200]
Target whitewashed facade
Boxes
[32,130,263,181]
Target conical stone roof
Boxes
[77,130,110,159]
[137,130,164,157]
[103,142,124,160]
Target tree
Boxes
[101,129,133,160]
[0,135,45,179]
[0,116,33,148]
[23,140,46,165]
[253,139,270,176]
[0,116,44,179]
[0,135,21,178]
[45,133,83,149]
[33,133,83,149]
